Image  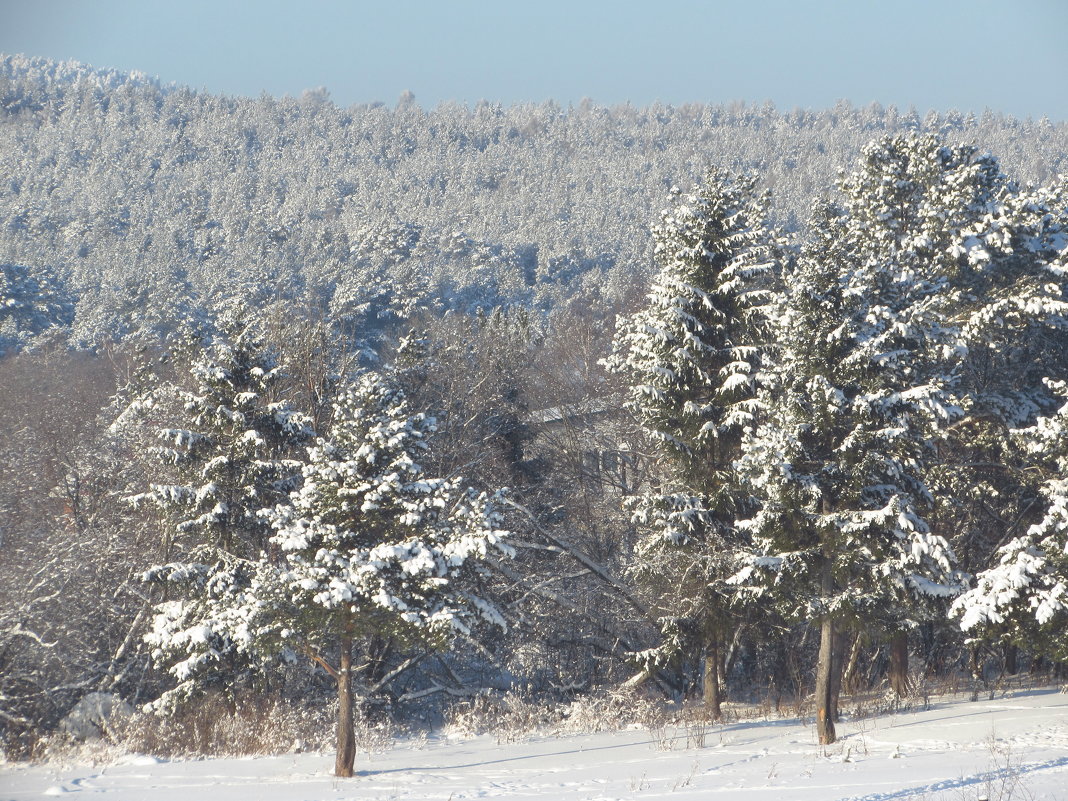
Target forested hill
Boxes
[2,52,1067,350]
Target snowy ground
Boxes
[3,688,1067,801]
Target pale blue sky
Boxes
[1,0,1065,120]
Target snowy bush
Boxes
[58,693,133,743]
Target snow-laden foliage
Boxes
[952,378,1068,660]
[144,370,512,719]
[129,309,313,554]
[328,221,427,329]
[261,372,513,644]
[142,553,282,714]
[602,170,779,697]
[914,147,1068,661]
[733,136,976,636]
[3,54,1067,350]
[924,162,1068,609]
[134,310,313,710]
[0,262,71,355]
[604,169,775,473]
[9,113,1068,757]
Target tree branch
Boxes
[301,644,339,681]
[368,652,424,695]
[502,497,651,620]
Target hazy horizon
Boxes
[2,0,1066,121]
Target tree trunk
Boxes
[1030,654,1044,676]
[969,645,982,703]
[841,631,863,695]
[1004,644,1018,676]
[703,635,722,722]
[815,558,836,745]
[830,625,847,722]
[889,630,910,699]
[335,628,356,778]
[815,616,837,743]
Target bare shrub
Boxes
[442,692,560,743]
[558,687,667,734]
[440,686,673,744]
[114,694,333,759]
[680,707,709,749]
[973,733,1034,801]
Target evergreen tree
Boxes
[733,136,973,743]
[602,169,777,718]
[135,309,313,710]
[0,262,71,355]
[146,371,512,776]
[260,372,511,776]
[949,179,1068,665]
[901,146,1068,622]
[132,310,312,556]
[953,380,1068,662]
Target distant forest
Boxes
[2,52,1067,350]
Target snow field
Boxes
[4,688,1067,801]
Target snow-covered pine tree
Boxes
[733,136,973,744]
[602,168,777,718]
[812,135,1011,692]
[329,220,426,335]
[134,308,313,710]
[949,179,1068,665]
[953,380,1068,662]
[257,372,512,777]
[895,146,1068,646]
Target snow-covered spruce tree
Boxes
[949,179,1068,666]
[133,309,313,711]
[255,372,511,777]
[732,136,974,744]
[602,169,777,719]
[133,311,314,556]
[953,381,1068,662]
